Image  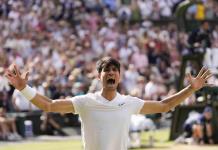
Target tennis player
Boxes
[5,57,212,150]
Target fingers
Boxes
[14,64,21,77]
[24,71,29,81]
[4,72,14,85]
[5,69,15,77]
[6,64,24,79]
[5,72,11,79]
[201,69,211,79]
[205,73,213,80]
[8,64,16,75]
[197,67,206,78]
[197,67,212,80]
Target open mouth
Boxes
[107,79,115,85]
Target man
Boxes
[199,106,214,144]
[5,57,212,150]
[183,106,214,144]
[188,21,211,54]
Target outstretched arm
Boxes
[5,64,75,113]
[140,67,213,114]
[31,94,74,113]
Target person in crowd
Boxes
[0,108,22,141]
[40,112,67,136]
[182,106,214,144]
[188,21,212,54]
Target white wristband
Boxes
[20,85,37,101]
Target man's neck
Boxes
[101,89,117,101]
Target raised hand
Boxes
[4,64,29,91]
[187,67,213,91]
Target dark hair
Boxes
[96,57,120,73]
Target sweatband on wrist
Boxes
[20,85,37,101]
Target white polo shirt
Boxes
[70,92,145,150]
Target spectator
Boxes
[123,64,139,93]
[40,112,67,136]
[144,74,159,100]
[188,21,212,54]
[12,89,39,112]
[0,67,14,112]
[130,48,149,71]
[0,108,22,141]
[0,0,217,117]
[181,106,214,144]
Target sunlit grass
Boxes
[0,128,217,150]
[135,128,172,150]
[0,140,82,150]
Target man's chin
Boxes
[105,85,117,90]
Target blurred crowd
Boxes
[186,0,218,20]
[0,0,218,114]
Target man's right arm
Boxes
[5,64,75,114]
[30,93,75,113]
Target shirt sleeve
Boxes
[126,95,145,114]
[70,95,87,114]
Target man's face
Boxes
[203,22,209,31]
[204,112,212,120]
[98,65,120,91]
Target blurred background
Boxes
[0,0,218,149]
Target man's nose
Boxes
[108,69,115,74]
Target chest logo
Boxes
[118,102,125,106]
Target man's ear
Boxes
[118,76,121,83]
[118,71,122,83]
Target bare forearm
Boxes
[161,85,195,112]
[29,93,74,113]
[31,94,53,112]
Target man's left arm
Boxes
[140,67,212,114]
[140,85,194,114]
